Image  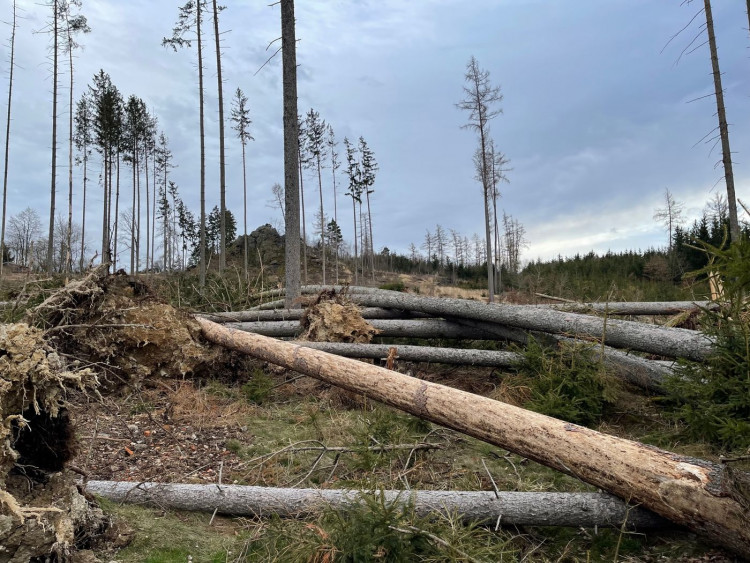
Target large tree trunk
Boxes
[0,0,16,279]
[541,300,715,315]
[47,0,59,274]
[290,341,520,367]
[704,0,740,242]
[85,481,669,529]
[281,0,301,307]
[228,318,500,340]
[347,292,712,361]
[197,0,207,287]
[202,307,429,323]
[213,0,227,273]
[198,319,750,558]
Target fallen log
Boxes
[454,319,671,391]
[201,307,429,323]
[85,481,670,529]
[348,292,713,361]
[197,318,750,558]
[541,301,716,316]
[230,318,670,390]
[291,342,520,367]
[228,319,501,340]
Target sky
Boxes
[1,0,749,266]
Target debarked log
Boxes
[542,301,716,316]
[453,319,672,391]
[197,318,750,558]
[201,307,429,323]
[85,481,670,529]
[291,342,521,367]
[227,319,503,340]
[348,292,714,361]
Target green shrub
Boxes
[378,280,406,292]
[241,368,274,404]
[663,236,750,450]
[512,337,617,426]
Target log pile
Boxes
[200,286,696,391]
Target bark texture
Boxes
[348,292,713,361]
[228,319,499,340]
[281,0,301,307]
[201,307,428,323]
[541,301,715,316]
[197,318,750,558]
[85,481,669,529]
[291,341,521,367]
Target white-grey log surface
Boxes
[291,341,521,367]
[541,300,716,315]
[349,292,713,361]
[228,319,502,340]
[85,481,670,529]
[201,307,429,323]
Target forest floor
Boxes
[0,268,741,562]
[68,358,735,562]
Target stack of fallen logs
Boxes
[90,285,750,558]
[199,285,715,393]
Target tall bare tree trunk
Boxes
[0,0,17,278]
[298,151,308,284]
[241,140,248,279]
[281,0,301,308]
[213,0,227,272]
[704,0,740,242]
[47,0,59,274]
[79,146,87,272]
[316,153,326,284]
[65,32,73,278]
[197,0,207,286]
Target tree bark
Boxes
[0,0,16,279]
[85,481,669,529]
[704,0,740,242]
[197,319,750,558]
[212,0,227,272]
[282,0,301,307]
[228,318,500,340]
[347,292,713,361]
[290,341,521,367]
[197,0,207,287]
[541,301,716,316]
[201,307,429,323]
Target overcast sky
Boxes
[2,0,749,265]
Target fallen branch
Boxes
[197,319,750,558]
[347,292,713,361]
[84,480,669,529]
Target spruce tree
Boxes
[0,0,18,277]
[230,87,253,280]
[305,108,327,283]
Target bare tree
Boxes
[703,0,740,242]
[704,192,728,223]
[164,0,207,286]
[281,0,301,307]
[0,0,17,277]
[45,0,61,274]
[268,182,285,230]
[343,137,361,284]
[7,208,42,267]
[457,57,503,302]
[211,0,227,271]
[503,212,526,275]
[653,188,685,251]
[62,1,89,277]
